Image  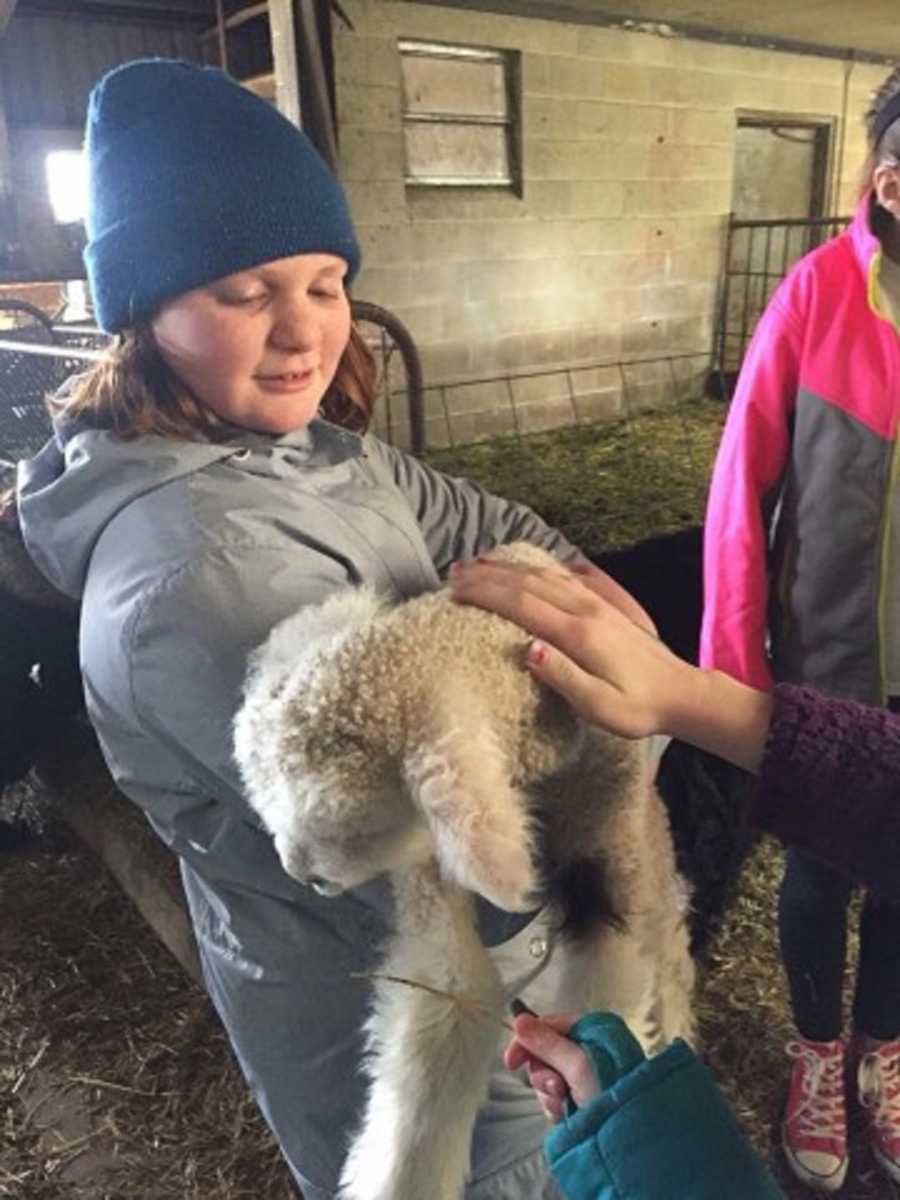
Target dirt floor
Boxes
[2,810,897,1200]
[1,815,299,1200]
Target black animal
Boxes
[591,524,704,666]
[0,501,82,793]
[593,525,755,954]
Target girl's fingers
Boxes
[537,1093,566,1123]
[512,1014,601,1106]
[504,1038,532,1072]
[528,1066,567,1097]
[570,562,657,636]
[505,1013,584,1121]
[526,640,618,726]
[452,556,653,638]
[450,576,585,650]
[504,1012,579,1074]
[529,1013,580,1035]
[451,559,600,619]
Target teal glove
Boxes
[545,1013,785,1200]
[563,1011,646,1107]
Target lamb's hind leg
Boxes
[556,920,663,1053]
[648,874,696,1048]
[339,861,503,1200]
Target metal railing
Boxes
[0,300,426,464]
[425,350,709,450]
[711,213,851,391]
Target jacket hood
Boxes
[850,189,888,278]
[16,415,355,600]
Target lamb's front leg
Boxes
[339,861,504,1200]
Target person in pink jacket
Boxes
[700,67,900,1194]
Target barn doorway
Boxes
[714,113,840,381]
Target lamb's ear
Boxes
[402,710,540,912]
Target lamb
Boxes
[233,542,695,1200]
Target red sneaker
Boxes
[782,1038,849,1193]
[857,1038,900,1185]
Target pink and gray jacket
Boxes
[701,194,900,701]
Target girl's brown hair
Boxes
[54,321,377,442]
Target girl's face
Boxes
[152,253,351,435]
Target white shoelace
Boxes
[859,1049,900,1133]
[786,1041,846,1139]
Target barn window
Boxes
[398,40,521,192]
[45,150,88,225]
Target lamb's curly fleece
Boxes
[235,543,694,1200]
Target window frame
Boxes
[398,38,522,194]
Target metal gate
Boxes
[711,213,851,393]
[0,298,426,466]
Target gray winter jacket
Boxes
[17,417,579,1198]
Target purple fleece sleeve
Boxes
[750,684,900,900]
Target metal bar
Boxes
[738,228,753,364]
[214,0,228,71]
[565,368,580,425]
[22,1,209,28]
[617,362,632,420]
[380,326,394,448]
[506,376,522,441]
[203,1,268,38]
[269,0,301,130]
[0,339,100,360]
[666,355,699,480]
[760,222,774,331]
[427,350,710,392]
[729,215,851,230]
[439,385,453,448]
[294,0,339,172]
[711,212,734,380]
[726,269,803,279]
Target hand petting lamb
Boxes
[233,542,695,1200]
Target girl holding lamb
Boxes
[14,57,641,1200]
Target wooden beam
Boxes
[34,723,202,984]
[403,0,898,66]
[294,0,339,172]
[201,1,268,39]
[269,0,301,130]
[13,0,209,28]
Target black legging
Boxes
[779,846,900,1041]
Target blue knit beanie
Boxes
[84,59,361,333]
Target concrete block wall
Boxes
[334,1,889,448]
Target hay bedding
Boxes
[1,796,299,1200]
